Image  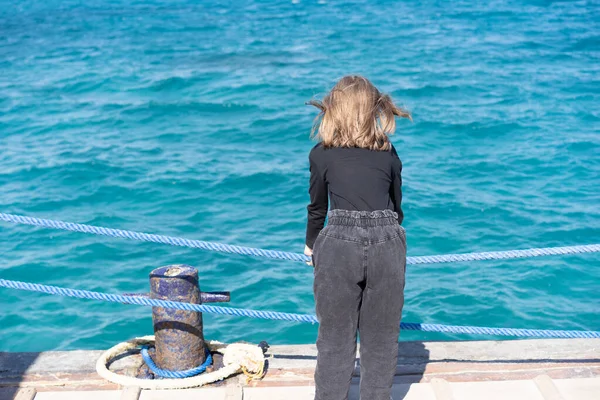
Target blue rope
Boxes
[141,345,213,379]
[1,212,599,265]
[0,278,598,339]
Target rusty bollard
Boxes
[149,264,230,372]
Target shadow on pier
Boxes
[269,340,430,400]
[376,341,430,400]
[0,352,39,400]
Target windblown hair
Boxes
[308,75,411,151]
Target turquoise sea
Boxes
[0,0,599,352]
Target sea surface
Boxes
[0,0,599,352]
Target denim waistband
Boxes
[327,209,398,227]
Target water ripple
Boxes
[0,0,599,351]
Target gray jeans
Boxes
[312,210,407,400]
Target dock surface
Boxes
[1,339,598,399]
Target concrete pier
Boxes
[1,339,598,400]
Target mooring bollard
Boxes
[149,264,230,372]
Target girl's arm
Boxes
[390,145,404,225]
[306,146,328,250]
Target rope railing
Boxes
[1,212,599,339]
[0,278,598,339]
[1,212,599,265]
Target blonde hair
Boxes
[308,75,411,151]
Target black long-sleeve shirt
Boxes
[305,143,403,248]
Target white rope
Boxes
[95,336,265,390]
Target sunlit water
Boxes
[1,0,598,351]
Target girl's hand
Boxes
[304,245,313,266]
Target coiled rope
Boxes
[141,346,213,379]
[96,336,265,390]
[0,278,598,339]
[1,212,599,265]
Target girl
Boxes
[304,75,410,400]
